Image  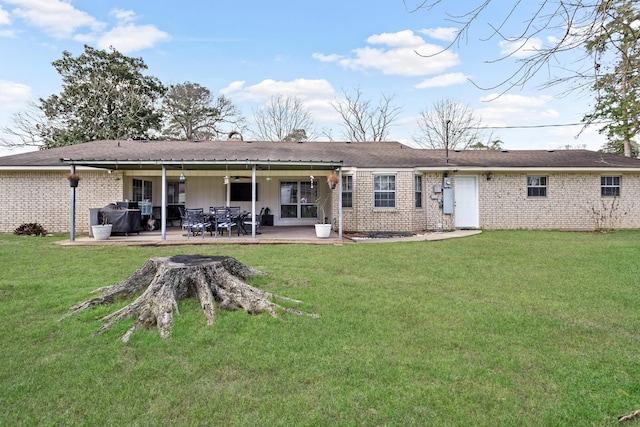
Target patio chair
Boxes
[212,207,237,237]
[242,207,263,234]
[183,209,211,239]
[177,206,186,228]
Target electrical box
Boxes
[442,188,454,214]
[433,184,442,193]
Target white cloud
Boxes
[312,53,344,63]
[221,78,335,102]
[415,72,469,89]
[97,24,169,53]
[475,94,555,128]
[111,9,136,24]
[220,81,246,95]
[0,5,10,25]
[499,38,542,58]
[0,29,15,37]
[420,27,458,42]
[220,78,340,125]
[2,3,168,51]
[480,93,553,108]
[95,9,169,53]
[367,30,425,48]
[6,0,104,39]
[314,30,458,76]
[0,80,31,110]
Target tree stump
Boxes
[62,255,318,342]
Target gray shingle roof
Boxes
[1,139,640,170]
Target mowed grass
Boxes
[1,230,640,426]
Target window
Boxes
[132,179,152,202]
[167,181,186,204]
[601,176,621,197]
[527,176,547,198]
[415,175,423,208]
[342,175,353,208]
[280,181,317,219]
[374,174,396,208]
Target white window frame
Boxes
[601,176,621,197]
[373,174,396,208]
[527,176,547,198]
[342,175,353,209]
[132,178,153,202]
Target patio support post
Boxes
[69,165,76,241]
[251,165,257,238]
[161,166,167,240]
[338,167,343,239]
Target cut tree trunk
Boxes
[61,255,318,342]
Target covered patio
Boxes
[60,139,345,242]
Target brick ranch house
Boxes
[1,139,640,238]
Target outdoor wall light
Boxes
[179,172,186,181]
[487,172,494,181]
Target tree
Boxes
[582,1,640,157]
[413,99,489,150]
[331,88,401,142]
[161,82,245,141]
[37,45,166,148]
[0,101,47,149]
[252,94,315,141]
[405,1,621,93]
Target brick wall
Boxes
[479,172,640,230]
[333,170,640,233]
[0,171,123,234]
[3,169,639,234]
[336,170,441,233]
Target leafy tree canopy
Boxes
[39,45,166,148]
[161,82,245,141]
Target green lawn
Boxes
[1,231,640,426]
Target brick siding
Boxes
[3,169,640,235]
[0,171,122,234]
[334,170,640,233]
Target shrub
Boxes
[14,223,48,236]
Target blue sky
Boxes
[0,0,604,156]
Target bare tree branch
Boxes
[413,99,490,149]
[408,1,614,94]
[0,101,46,149]
[251,94,316,141]
[331,88,401,142]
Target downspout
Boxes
[161,166,167,240]
[69,165,76,241]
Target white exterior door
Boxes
[454,175,479,229]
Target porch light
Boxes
[179,172,186,181]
